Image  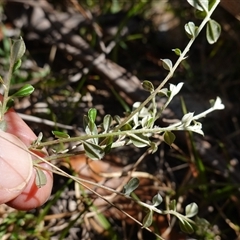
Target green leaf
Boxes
[5,98,14,112]
[123,177,139,196]
[206,19,221,44]
[172,48,181,56]
[83,115,99,144]
[89,121,97,135]
[146,117,154,128]
[114,115,121,124]
[88,108,97,123]
[142,210,153,228]
[208,0,216,10]
[142,80,154,92]
[158,88,169,97]
[11,84,34,97]
[185,202,198,218]
[10,37,26,64]
[163,131,176,147]
[35,168,47,188]
[103,137,113,153]
[13,59,22,72]
[187,0,209,12]
[181,112,194,126]
[178,219,194,234]
[83,141,105,160]
[148,142,158,154]
[169,199,176,211]
[52,131,70,139]
[83,115,89,129]
[31,132,43,146]
[152,193,163,207]
[120,123,132,131]
[195,9,207,19]
[161,59,172,71]
[128,133,150,148]
[103,114,112,132]
[141,116,154,128]
[185,22,198,39]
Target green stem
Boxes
[0,61,13,121]
[37,98,219,149]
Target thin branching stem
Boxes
[113,0,220,131]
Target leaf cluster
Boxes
[0,38,34,125]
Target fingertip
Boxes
[7,164,53,210]
[0,130,33,204]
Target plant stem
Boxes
[0,59,13,121]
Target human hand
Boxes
[0,106,53,210]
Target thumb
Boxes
[0,130,33,204]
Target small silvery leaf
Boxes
[139,106,150,118]
[132,101,141,110]
[161,82,184,109]
[103,114,112,132]
[178,219,194,234]
[148,142,158,154]
[181,112,194,126]
[163,131,176,147]
[131,104,140,126]
[169,82,184,97]
[206,19,221,44]
[161,59,173,71]
[142,210,153,228]
[187,122,204,135]
[152,193,163,207]
[141,115,148,128]
[85,121,98,144]
[172,48,181,56]
[32,132,43,146]
[35,168,47,188]
[187,0,209,12]
[185,22,197,39]
[185,202,198,218]
[11,37,26,64]
[141,116,154,130]
[128,133,150,148]
[114,115,121,124]
[11,84,34,97]
[142,80,154,92]
[211,97,224,110]
[141,115,152,128]
[123,177,139,196]
[83,141,105,160]
[158,88,169,97]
